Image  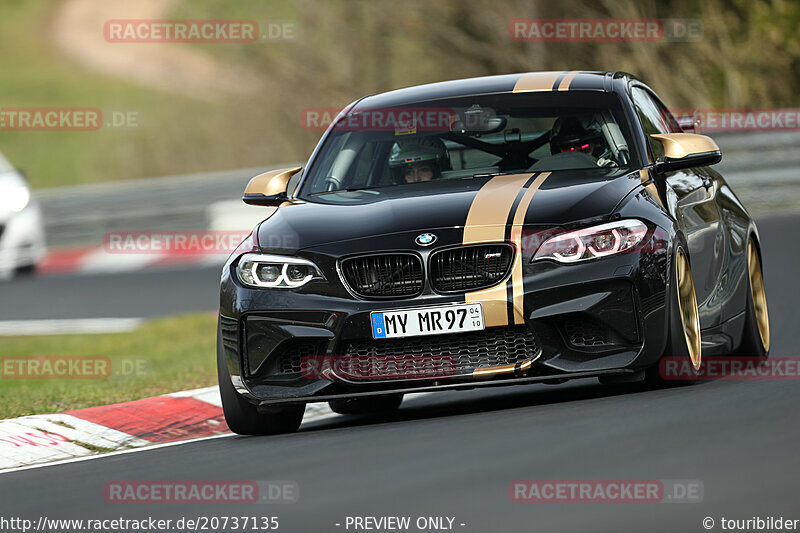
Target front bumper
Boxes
[219,231,670,405]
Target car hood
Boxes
[256,168,643,253]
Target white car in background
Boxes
[0,152,45,279]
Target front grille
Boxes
[340,253,423,298]
[564,317,612,347]
[430,244,514,293]
[341,326,538,378]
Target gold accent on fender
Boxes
[558,71,580,91]
[650,133,719,160]
[639,168,664,208]
[463,174,535,327]
[513,71,566,93]
[509,172,550,324]
[747,241,770,352]
[244,166,302,198]
[675,248,702,370]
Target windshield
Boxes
[300,92,636,196]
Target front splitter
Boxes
[256,368,635,409]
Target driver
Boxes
[549,116,615,167]
[388,138,449,183]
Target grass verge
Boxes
[0,1,237,189]
[0,312,217,419]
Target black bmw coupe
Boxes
[217,71,770,434]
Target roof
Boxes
[354,71,634,110]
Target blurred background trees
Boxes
[1,0,798,187]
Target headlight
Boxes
[3,185,31,213]
[236,253,325,288]
[532,220,648,263]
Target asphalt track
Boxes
[1,213,799,532]
[0,266,221,320]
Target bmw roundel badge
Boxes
[415,233,437,246]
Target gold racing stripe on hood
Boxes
[463,174,534,244]
[462,173,538,327]
[509,172,550,324]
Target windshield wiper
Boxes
[470,171,521,178]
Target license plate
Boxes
[371,303,484,339]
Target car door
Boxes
[631,86,725,328]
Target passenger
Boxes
[388,138,449,183]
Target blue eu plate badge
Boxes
[371,313,387,338]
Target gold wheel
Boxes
[747,241,770,352]
[675,248,702,370]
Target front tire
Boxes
[329,394,403,415]
[217,324,304,435]
[646,244,702,385]
[737,239,770,359]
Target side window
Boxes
[287,171,302,197]
[349,142,376,187]
[631,87,680,161]
[307,133,349,193]
[346,141,392,187]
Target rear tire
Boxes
[329,394,403,415]
[217,323,304,435]
[646,244,702,386]
[737,239,770,360]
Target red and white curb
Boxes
[0,386,227,471]
[0,386,400,472]
[37,246,227,275]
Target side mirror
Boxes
[242,166,302,206]
[651,133,721,173]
